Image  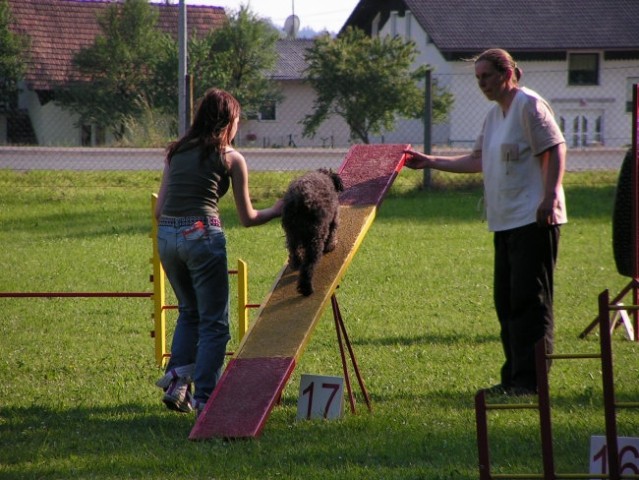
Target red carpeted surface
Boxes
[189,357,296,440]
[338,144,408,206]
[189,145,408,440]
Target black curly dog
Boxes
[281,168,344,296]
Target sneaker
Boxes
[155,363,195,390]
[163,378,193,413]
[156,363,196,413]
[191,397,205,418]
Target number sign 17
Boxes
[296,374,344,420]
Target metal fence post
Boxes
[423,69,432,189]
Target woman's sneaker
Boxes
[191,398,205,418]
[163,379,193,413]
[156,364,195,413]
[155,364,195,389]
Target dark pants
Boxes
[493,223,560,391]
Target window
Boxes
[560,110,604,147]
[573,115,587,147]
[626,77,639,113]
[568,53,599,86]
[245,102,276,121]
[259,101,276,121]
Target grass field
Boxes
[0,168,637,479]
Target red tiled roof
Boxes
[8,0,227,91]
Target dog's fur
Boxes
[281,168,344,296]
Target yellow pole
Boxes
[151,194,167,367]
[237,259,249,340]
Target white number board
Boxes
[296,374,344,420]
[590,436,639,475]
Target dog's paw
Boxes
[297,282,313,296]
[323,241,337,253]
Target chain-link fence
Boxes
[1,61,637,183]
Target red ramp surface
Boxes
[189,144,408,440]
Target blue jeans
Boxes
[157,222,230,403]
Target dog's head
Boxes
[318,168,344,193]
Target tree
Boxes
[303,27,453,144]
[55,0,171,140]
[189,5,281,118]
[0,0,28,109]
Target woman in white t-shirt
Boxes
[403,48,567,396]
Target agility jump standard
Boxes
[476,289,639,480]
[0,195,254,368]
[189,144,409,440]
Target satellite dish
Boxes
[284,14,300,39]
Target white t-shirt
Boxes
[474,87,568,232]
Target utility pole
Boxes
[178,0,187,135]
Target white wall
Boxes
[372,10,452,146]
[18,84,116,146]
[238,80,353,148]
[22,90,79,145]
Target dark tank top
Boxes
[161,144,230,218]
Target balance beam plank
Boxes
[189,356,296,440]
[189,144,408,440]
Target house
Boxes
[0,0,409,151]
[3,0,226,146]
[9,0,636,152]
[237,38,351,149]
[342,0,639,149]
[4,0,350,149]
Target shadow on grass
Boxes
[2,388,623,479]
[1,402,479,478]
[1,404,194,476]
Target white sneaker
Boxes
[163,378,193,413]
[155,363,195,389]
[156,364,195,413]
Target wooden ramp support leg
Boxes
[331,294,372,414]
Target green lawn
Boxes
[0,169,637,479]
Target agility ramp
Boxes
[189,144,409,440]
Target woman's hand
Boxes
[403,149,435,169]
